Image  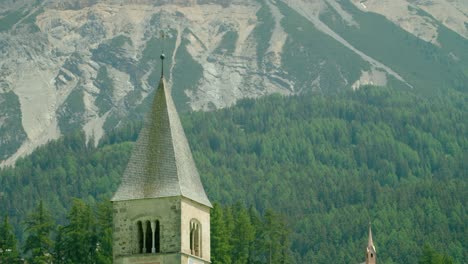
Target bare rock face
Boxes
[351,0,468,43]
[0,0,466,165]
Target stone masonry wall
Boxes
[113,197,182,257]
[180,198,211,262]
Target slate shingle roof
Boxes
[112,76,212,207]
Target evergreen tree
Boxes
[248,206,263,264]
[0,215,21,263]
[53,226,65,264]
[61,199,97,264]
[418,245,454,264]
[23,200,54,264]
[211,203,231,264]
[95,201,113,264]
[232,204,255,264]
[260,210,292,264]
[224,205,236,258]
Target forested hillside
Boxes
[0,87,466,263]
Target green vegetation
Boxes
[0,201,288,264]
[0,6,43,32]
[214,31,238,55]
[211,203,292,264]
[62,53,83,77]
[172,31,204,112]
[0,215,21,263]
[253,0,275,70]
[94,66,114,115]
[56,199,110,264]
[184,87,466,263]
[92,35,134,73]
[91,34,135,123]
[20,7,42,33]
[0,10,24,32]
[278,1,369,93]
[0,91,27,161]
[57,89,86,134]
[139,36,166,69]
[23,201,54,263]
[319,1,468,93]
[419,244,454,264]
[0,87,466,263]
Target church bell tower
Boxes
[111,54,212,264]
[365,223,376,264]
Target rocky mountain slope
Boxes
[0,0,467,166]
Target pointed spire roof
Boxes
[367,222,376,253]
[112,62,211,207]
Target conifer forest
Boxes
[0,87,466,263]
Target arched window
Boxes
[190,219,202,257]
[137,220,160,254]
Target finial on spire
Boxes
[159,29,166,77]
[160,53,165,76]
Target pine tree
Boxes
[61,199,97,263]
[248,206,263,264]
[23,200,54,264]
[95,201,112,264]
[418,245,454,264]
[224,205,235,254]
[260,210,292,264]
[211,203,231,264]
[232,204,255,264]
[53,226,65,264]
[0,215,21,263]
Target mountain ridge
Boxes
[0,0,467,166]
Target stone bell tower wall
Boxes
[113,197,182,258]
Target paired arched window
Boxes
[137,220,160,254]
[190,219,202,257]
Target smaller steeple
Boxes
[366,222,376,264]
[368,223,374,249]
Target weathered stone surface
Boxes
[113,197,182,257]
[113,197,211,264]
[180,198,210,259]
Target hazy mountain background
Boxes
[0,0,467,166]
